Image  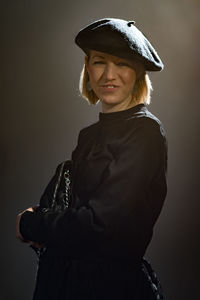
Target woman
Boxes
[16,18,167,300]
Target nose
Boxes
[103,62,116,81]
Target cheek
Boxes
[88,67,102,85]
[123,70,136,88]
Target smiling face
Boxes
[85,50,137,113]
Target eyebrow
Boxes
[91,55,105,59]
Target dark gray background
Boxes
[1,0,200,299]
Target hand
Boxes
[16,206,44,248]
[30,242,45,249]
[16,207,34,243]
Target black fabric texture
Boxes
[20,104,167,299]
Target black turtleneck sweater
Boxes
[20,103,167,261]
[19,104,167,299]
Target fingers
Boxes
[26,207,34,213]
[30,242,45,249]
[32,205,39,211]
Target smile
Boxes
[100,85,119,91]
[102,85,118,88]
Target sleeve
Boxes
[20,118,167,256]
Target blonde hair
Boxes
[79,63,152,105]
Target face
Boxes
[85,50,137,112]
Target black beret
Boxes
[75,18,164,72]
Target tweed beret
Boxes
[75,18,164,72]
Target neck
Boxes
[101,100,142,113]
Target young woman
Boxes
[16,18,167,300]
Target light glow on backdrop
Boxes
[2,0,199,299]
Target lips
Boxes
[100,84,119,92]
[102,84,118,88]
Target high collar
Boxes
[99,104,146,122]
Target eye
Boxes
[92,60,105,65]
[117,61,130,67]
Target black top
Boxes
[20,104,167,299]
[20,104,167,262]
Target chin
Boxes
[100,97,122,105]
